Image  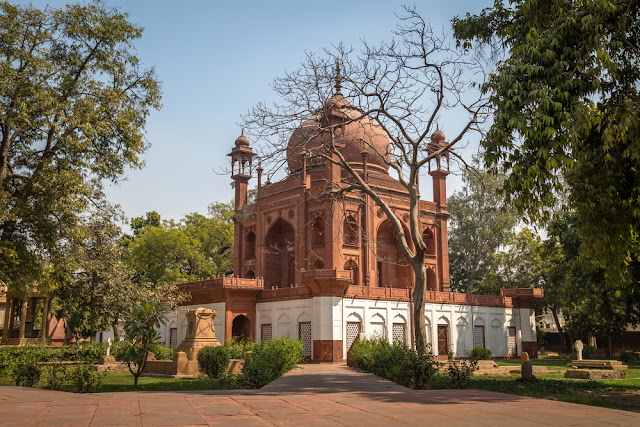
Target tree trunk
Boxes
[550,306,566,350]
[412,262,428,354]
[112,321,120,341]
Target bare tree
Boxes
[242,7,490,353]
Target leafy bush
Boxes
[619,351,637,365]
[470,348,492,360]
[582,345,597,359]
[445,352,478,389]
[0,343,106,364]
[242,337,303,388]
[44,363,68,391]
[12,357,42,387]
[69,364,104,393]
[349,338,441,389]
[149,343,173,360]
[197,346,230,380]
[224,337,261,359]
[0,349,11,378]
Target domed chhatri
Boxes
[430,126,445,143]
[235,129,250,147]
[286,93,391,173]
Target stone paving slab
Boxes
[1,364,639,426]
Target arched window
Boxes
[343,215,359,247]
[310,216,324,247]
[423,228,436,256]
[245,269,256,279]
[245,231,256,259]
[312,259,324,270]
[265,218,295,289]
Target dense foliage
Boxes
[453,0,640,286]
[470,347,492,360]
[0,343,106,364]
[0,0,161,293]
[350,338,441,388]
[125,203,234,285]
[241,337,304,389]
[197,346,230,380]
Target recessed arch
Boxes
[245,269,256,279]
[376,219,412,288]
[426,268,438,291]
[231,315,251,341]
[310,216,324,247]
[423,228,436,256]
[265,218,295,289]
[343,215,359,247]
[245,231,256,259]
[297,311,311,323]
[277,313,291,325]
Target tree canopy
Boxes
[126,202,234,285]
[453,0,640,284]
[0,0,161,292]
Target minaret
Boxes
[228,130,254,277]
[428,126,451,291]
[228,130,254,210]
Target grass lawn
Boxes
[469,355,640,412]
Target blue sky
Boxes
[21,0,493,224]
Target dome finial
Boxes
[334,59,343,96]
[241,128,244,137]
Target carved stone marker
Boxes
[106,337,112,357]
[521,351,529,363]
[575,340,584,361]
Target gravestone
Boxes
[521,351,529,363]
[575,340,584,361]
[106,337,112,356]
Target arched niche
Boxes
[312,259,324,270]
[232,315,251,341]
[310,216,324,247]
[245,269,256,279]
[426,268,438,291]
[343,215,359,247]
[245,231,256,259]
[375,220,412,288]
[265,218,295,289]
[344,259,359,286]
[422,228,436,256]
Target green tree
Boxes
[127,202,234,285]
[448,167,518,292]
[476,228,544,295]
[540,213,640,355]
[0,1,161,293]
[122,300,168,390]
[55,210,139,339]
[453,0,640,286]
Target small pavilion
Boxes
[1,285,52,345]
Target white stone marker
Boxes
[575,339,584,360]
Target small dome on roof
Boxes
[235,130,250,147]
[430,127,445,143]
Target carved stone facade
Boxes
[167,90,542,361]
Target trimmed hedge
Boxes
[470,347,492,360]
[197,346,230,380]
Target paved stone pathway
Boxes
[1,364,639,426]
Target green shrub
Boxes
[242,337,303,388]
[149,343,173,360]
[582,345,597,359]
[348,338,441,389]
[12,357,42,387]
[445,352,478,389]
[619,351,637,364]
[44,363,68,391]
[224,337,261,359]
[470,348,492,360]
[69,364,103,393]
[0,349,11,378]
[197,346,230,380]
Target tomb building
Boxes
[154,85,542,362]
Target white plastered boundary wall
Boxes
[255,297,535,359]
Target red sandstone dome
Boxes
[286,94,391,173]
